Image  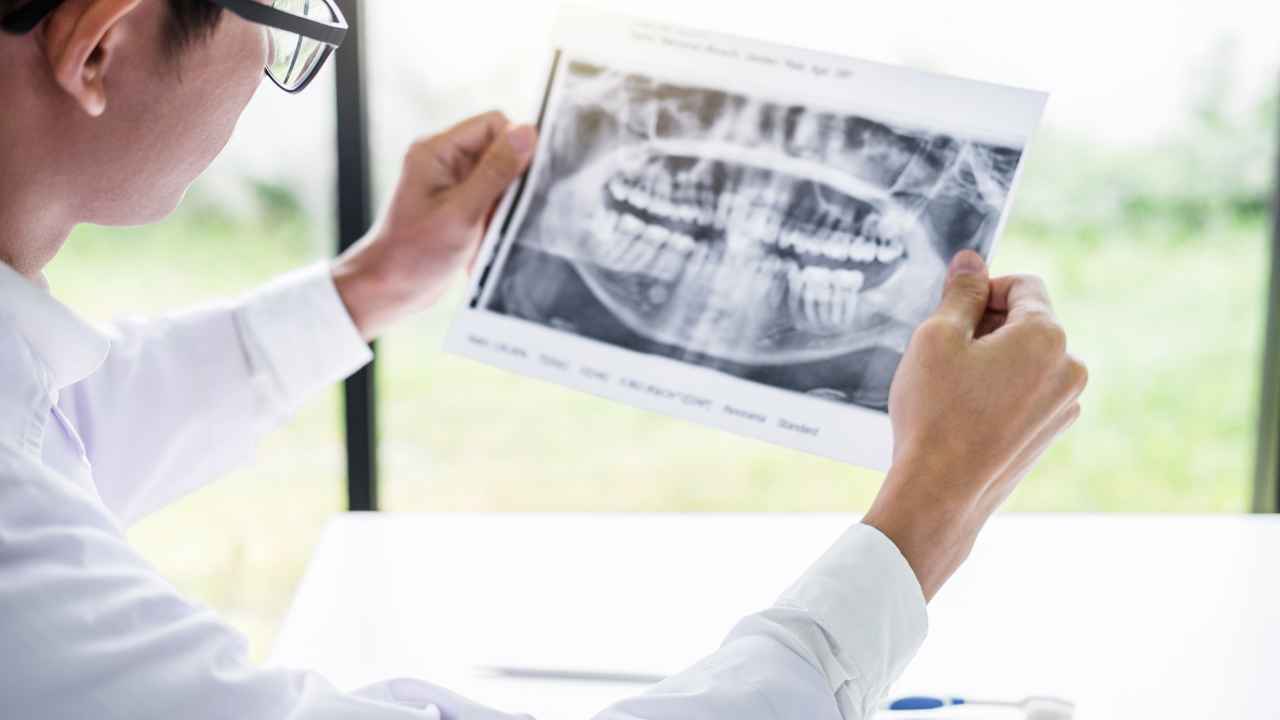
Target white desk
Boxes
[271,515,1280,719]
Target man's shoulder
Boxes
[0,316,52,458]
[0,312,42,382]
[0,436,119,548]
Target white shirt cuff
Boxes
[777,522,928,712]
[236,263,373,413]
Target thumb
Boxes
[932,250,991,335]
[453,124,537,222]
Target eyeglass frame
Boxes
[1,0,347,94]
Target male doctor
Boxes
[0,1,1087,718]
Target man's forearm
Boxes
[862,454,980,602]
[596,524,928,720]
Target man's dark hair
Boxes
[0,0,224,54]
[164,0,223,55]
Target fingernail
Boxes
[949,250,984,276]
[507,125,536,155]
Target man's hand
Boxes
[863,250,1088,601]
[332,111,537,341]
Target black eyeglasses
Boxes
[1,0,347,94]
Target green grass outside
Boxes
[43,208,1270,658]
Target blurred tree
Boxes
[1012,35,1276,240]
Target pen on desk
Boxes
[477,665,666,685]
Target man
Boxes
[0,1,1087,718]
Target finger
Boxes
[466,235,485,274]
[1051,353,1090,409]
[1027,354,1088,446]
[975,309,1008,339]
[992,274,1057,326]
[441,110,510,160]
[985,275,1018,312]
[1010,355,1086,468]
[978,401,1082,514]
[452,124,538,223]
[1005,401,1081,483]
[403,112,512,195]
[931,250,992,335]
[466,184,509,275]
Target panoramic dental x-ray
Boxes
[450,10,1044,469]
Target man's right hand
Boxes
[863,250,1088,601]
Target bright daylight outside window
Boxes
[373,1,1278,513]
[41,0,1277,661]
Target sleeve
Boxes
[1,430,926,720]
[0,447,533,720]
[594,524,929,720]
[361,524,928,720]
[58,263,373,524]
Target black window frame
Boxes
[332,0,377,511]
[1254,94,1280,513]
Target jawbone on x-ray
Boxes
[484,61,1023,411]
[448,8,1045,471]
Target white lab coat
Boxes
[0,259,927,719]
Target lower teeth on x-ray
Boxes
[480,60,1023,412]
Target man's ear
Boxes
[40,0,143,117]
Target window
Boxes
[372,2,1278,513]
[40,0,1277,662]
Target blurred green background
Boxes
[41,3,1278,661]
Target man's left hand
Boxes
[331,111,537,341]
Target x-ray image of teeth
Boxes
[480,60,1025,412]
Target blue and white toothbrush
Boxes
[885,695,1074,719]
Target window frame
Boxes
[1254,99,1280,513]
[332,0,378,511]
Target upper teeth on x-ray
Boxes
[482,61,1024,411]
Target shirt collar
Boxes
[0,260,109,390]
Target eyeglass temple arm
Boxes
[211,0,347,47]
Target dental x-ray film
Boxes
[446,7,1047,471]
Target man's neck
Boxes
[0,181,73,281]
[0,69,75,281]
